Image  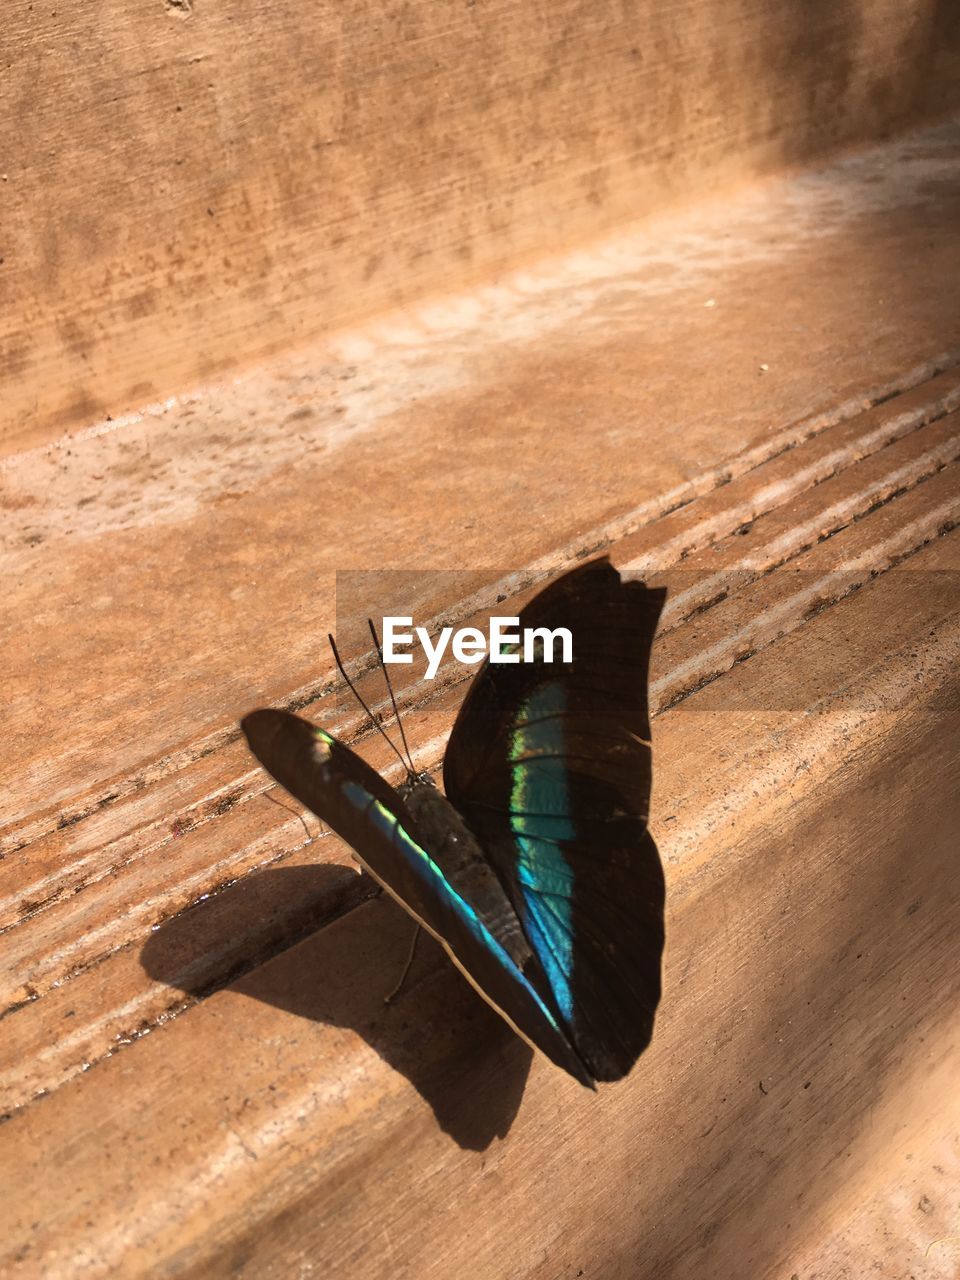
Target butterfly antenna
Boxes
[327,633,409,774]
[367,618,417,776]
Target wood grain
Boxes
[3,1,959,449]
[3,123,960,837]
[1,117,959,1277]
[2,541,958,1277]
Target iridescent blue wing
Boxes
[443,558,666,1082]
[242,710,593,1085]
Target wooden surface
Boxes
[2,119,960,1276]
[3,0,960,451]
[4,120,960,835]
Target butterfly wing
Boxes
[443,557,666,1082]
[241,709,594,1086]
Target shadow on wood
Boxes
[140,866,534,1151]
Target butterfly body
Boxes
[397,776,534,968]
[242,558,665,1088]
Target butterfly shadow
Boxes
[140,864,534,1151]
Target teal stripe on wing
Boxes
[343,781,568,1038]
[509,683,576,1021]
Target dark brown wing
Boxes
[443,558,666,1082]
[242,709,594,1086]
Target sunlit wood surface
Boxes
[2,63,959,1280]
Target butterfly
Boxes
[241,557,666,1088]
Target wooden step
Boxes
[1,121,959,1276]
[5,2,959,452]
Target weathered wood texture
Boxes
[2,121,959,1276]
[3,123,960,836]
[3,455,958,1277]
[2,0,960,450]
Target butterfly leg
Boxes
[263,788,317,842]
[384,924,422,1005]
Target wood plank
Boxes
[786,1100,960,1279]
[4,3,959,448]
[3,123,960,838]
[2,536,957,1276]
[3,120,959,1276]
[3,430,956,1024]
